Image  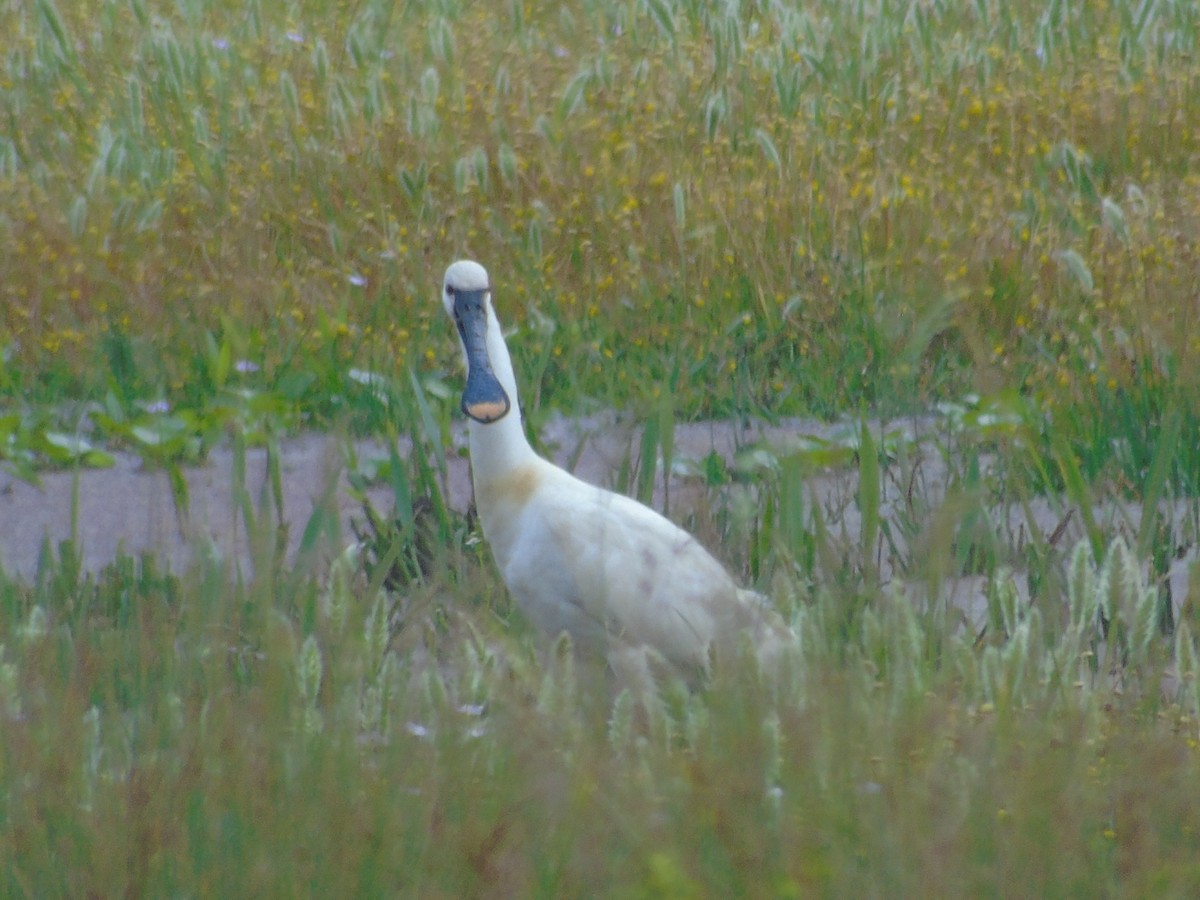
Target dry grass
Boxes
[3,0,1198,418]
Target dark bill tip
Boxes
[462,365,511,423]
[454,288,512,424]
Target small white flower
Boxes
[348,273,367,287]
[347,368,387,391]
[235,359,259,374]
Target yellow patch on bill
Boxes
[465,399,509,423]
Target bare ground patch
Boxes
[1,414,1193,629]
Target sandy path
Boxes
[1,414,1192,627]
[0,413,783,580]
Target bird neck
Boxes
[467,307,538,483]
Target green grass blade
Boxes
[1135,404,1181,559]
[858,415,881,579]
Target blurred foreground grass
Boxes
[3,0,1200,893]
[2,473,1200,895]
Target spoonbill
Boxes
[442,259,791,684]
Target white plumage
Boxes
[442,259,790,683]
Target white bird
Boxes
[441,259,791,685]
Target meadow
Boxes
[3,0,1200,893]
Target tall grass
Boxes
[3,0,1199,425]
[3,0,1200,892]
[2,457,1199,893]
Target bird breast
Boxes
[475,460,747,673]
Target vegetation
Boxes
[2,0,1200,893]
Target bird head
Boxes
[442,260,512,424]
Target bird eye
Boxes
[445,285,456,297]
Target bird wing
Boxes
[500,466,764,674]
